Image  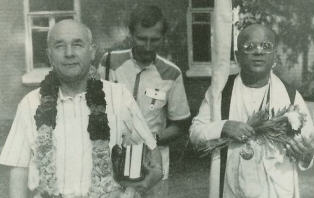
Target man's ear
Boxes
[90,43,96,60]
[46,48,52,65]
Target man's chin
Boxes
[247,65,270,74]
[136,56,155,65]
[244,70,270,80]
[57,72,86,83]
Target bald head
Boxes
[47,19,93,47]
[237,24,277,50]
[235,24,277,86]
[46,19,96,84]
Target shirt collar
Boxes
[58,88,86,102]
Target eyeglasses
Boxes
[241,41,274,54]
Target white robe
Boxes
[190,72,314,198]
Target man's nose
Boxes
[253,46,264,55]
[144,40,152,51]
[65,45,74,57]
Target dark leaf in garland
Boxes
[35,71,60,130]
[88,112,110,141]
[34,104,58,130]
[111,144,125,181]
[85,78,110,141]
[86,79,106,107]
[39,71,60,98]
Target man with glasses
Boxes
[190,24,314,198]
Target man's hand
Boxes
[286,135,314,166]
[222,120,255,142]
[119,147,163,194]
[157,119,190,146]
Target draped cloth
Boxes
[224,73,312,198]
[190,72,314,198]
[210,0,233,122]
[208,0,233,197]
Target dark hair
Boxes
[129,5,168,35]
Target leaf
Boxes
[197,138,231,158]
[247,108,269,126]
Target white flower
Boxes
[284,111,302,130]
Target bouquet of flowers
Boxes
[197,105,307,160]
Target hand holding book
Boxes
[111,144,163,194]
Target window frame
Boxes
[23,0,81,85]
[187,6,214,67]
[186,0,239,77]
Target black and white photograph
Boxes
[0,0,314,197]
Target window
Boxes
[186,0,238,77]
[192,12,212,62]
[23,0,80,85]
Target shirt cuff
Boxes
[145,139,157,150]
[168,113,191,121]
[190,120,227,145]
[208,120,227,140]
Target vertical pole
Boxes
[208,0,233,197]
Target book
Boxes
[123,143,144,180]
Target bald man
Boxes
[0,20,162,198]
[190,24,314,198]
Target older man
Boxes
[0,19,162,198]
[190,24,314,198]
[98,5,190,198]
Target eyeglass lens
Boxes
[243,42,274,54]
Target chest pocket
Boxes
[144,88,167,110]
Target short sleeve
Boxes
[0,98,33,167]
[167,74,190,120]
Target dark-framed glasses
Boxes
[242,41,274,54]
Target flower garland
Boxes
[33,70,120,197]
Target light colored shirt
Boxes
[190,72,314,198]
[98,49,191,179]
[0,80,156,197]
